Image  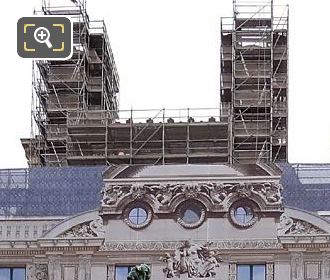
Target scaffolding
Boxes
[23,106,230,166]
[21,0,288,167]
[21,0,120,166]
[221,0,288,164]
[65,108,229,165]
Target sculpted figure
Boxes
[291,255,303,280]
[102,185,123,205]
[161,253,176,278]
[156,187,174,205]
[90,216,105,237]
[130,185,147,200]
[161,241,222,278]
[127,264,151,280]
[209,184,227,204]
[236,183,252,198]
[199,251,221,277]
[260,183,282,203]
[278,213,294,235]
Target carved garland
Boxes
[101,182,283,213]
[100,239,282,251]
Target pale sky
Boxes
[0,0,330,168]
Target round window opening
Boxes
[124,204,152,229]
[128,207,148,225]
[182,205,202,224]
[177,202,206,229]
[230,202,258,228]
[234,206,254,224]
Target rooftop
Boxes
[0,164,329,217]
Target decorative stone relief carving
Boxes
[291,253,304,280]
[322,252,330,280]
[278,213,327,235]
[106,265,115,280]
[101,181,283,212]
[89,216,105,236]
[78,255,91,280]
[48,256,61,280]
[27,264,48,280]
[266,263,274,280]
[59,217,105,238]
[228,263,237,280]
[160,241,222,278]
[100,239,282,251]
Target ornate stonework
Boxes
[291,253,304,280]
[101,181,283,213]
[100,239,282,251]
[322,252,330,280]
[27,264,48,280]
[59,217,105,238]
[266,263,274,280]
[228,263,237,280]
[78,255,91,280]
[278,213,327,235]
[160,241,222,278]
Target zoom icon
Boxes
[17,16,72,59]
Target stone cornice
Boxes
[0,238,104,252]
[104,176,281,184]
[278,235,330,247]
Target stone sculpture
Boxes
[127,264,151,280]
[161,240,222,278]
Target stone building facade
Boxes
[0,164,329,280]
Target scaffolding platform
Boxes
[220,0,288,164]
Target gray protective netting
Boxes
[0,164,329,217]
[0,166,106,217]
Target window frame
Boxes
[0,267,26,280]
[229,200,259,229]
[123,202,153,230]
[176,200,206,229]
[237,264,266,280]
[114,265,135,280]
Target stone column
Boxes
[266,263,274,280]
[322,252,330,280]
[290,252,304,280]
[48,256,61,280]
[78,255,92,280]
[106,264,115,280]
[219,261,229,280]
[229,262,237,280]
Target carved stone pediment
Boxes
[59,217,105,238]
[101,181,283,214]
[278,213,327,235]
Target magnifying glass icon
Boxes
[34,27,53,49]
